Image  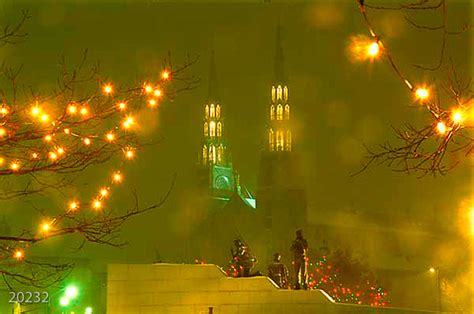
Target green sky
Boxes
[0,0,471,264]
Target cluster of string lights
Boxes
[350,0,472,169]
[7,70,172,262]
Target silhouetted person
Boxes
[231,239,256,277]
[290,229,308,290]
[268,253,289,288]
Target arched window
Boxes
[204,122,209,137]
[209,121,216,137]
[203,145,208,164]
[277,105,283,120]
[270,105,275,120]
[286,130,292,151]
[208,146,213,163]
[276,130,284,151]
[217,145,223,164]
[283,86,288,101]
[216,105,221,119]
[217,122,222,137]
[269,129,274,151]
[210,104,215,118]
[277,85,282,100]
[271,86,276,102]
[284,105,290,120]
[205,105,209,118]
[211,145,216,164]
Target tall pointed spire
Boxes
[273,21,287,84]
[208,50,219,103]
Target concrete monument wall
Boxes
[107,263,441,314]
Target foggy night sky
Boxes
[0,1,471,265]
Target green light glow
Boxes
[65,285,79,299]
[59,296,70,307]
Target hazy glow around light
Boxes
[415,87,430,101]
[103,84,113,94]
[436,121,447,135]
[14,249,24,260]
[452,110,464,124]
[367,42,379,57]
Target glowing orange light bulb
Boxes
[124,148,135,160]
[69,201,79,211]
[452,110,464,125]
[144,85,153,94]
[436,121,447,135]
[0,106,8,115]
[31,106,40,116]
[41,222,51,232]
[10,161,20,171]
[100,187,109,198]
[122,116,134,129]
[367,42,380,57]
[44,134,53,142]
[154,89,162,97]
[31,152,39,159]
[0,157,4,165]
[68,105,77,114]
[148,99,157,107]
[106,132,115,142]
[40,114,49,122]
[112,171,123,183]
[118,102,127,110]
[83,138,91,146]
[415,87,430,101]
[13,249,24,260]
[49,152,58,160]
[103,84,113,95]
[161,71,170,80]
[64,128,71,135]
[80,107,89,116]
[93,199,102,210]
[0,128,6,137]
[57,147,65,155]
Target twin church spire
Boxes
[201,23,292,167]
[268,23,292,152]
[201,50,227,166]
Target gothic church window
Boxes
[277,105,283,120]
[217,122,222,137]
[269,129,274,151]
[270,105,275,120]
[204,122,209,137]
[283,86,288,101]
[217,145,223,164]
[209,121,216,137]
[276,130,284,151]
[210,104,215,118]
[203,145,208,164]
[286,130,292,151]
[211,145,216,164]
[277,85,282,100]
[216,105,221,119]
[284,105,290,120]
[271,86,276,102]
[205,105,209,118]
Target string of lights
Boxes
[352,0,472,175]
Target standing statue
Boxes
[290,229,308,290]
[268,253,289,289]
[230,239,257,277]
